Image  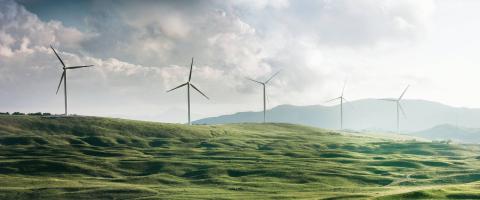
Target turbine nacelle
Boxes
[166,57,209,125]
[378,85,410,132]
[246,70,281,86]
[246,70,281,123]
[325,79,349,104]
[166,57,209,100]
[325,80,350,129]
[51,45,94,115]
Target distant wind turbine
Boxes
[51,45,94,115]
[166,57,209,125]
[247,70,281,123]
[379,85,410,133]
[325,80,349,129]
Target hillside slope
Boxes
[1,116,480,199]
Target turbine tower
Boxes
[167,57,209,125]
[379,85,409,133]
[51,45,94,116]
[325,80,349,129]
[247,70,281,123]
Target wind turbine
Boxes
[247,70,281,123]
[325,80,349,129]
[379,85,410,133]
[166,57,209,125]
[51,45,94,116]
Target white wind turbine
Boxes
[167,57,209,125]
[51,45,94,115]
[379,85,410,133]
[325,80,349,129]
[247,71,281,123]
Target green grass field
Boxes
[1,115,480,199]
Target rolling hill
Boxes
[2,115,480,199]
[194,99,480,133]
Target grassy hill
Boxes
[1,115,480,199]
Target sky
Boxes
[1,0,480,123]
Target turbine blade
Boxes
[325,97,341,103]
[50,45,66,68]
[66,65,94,69]
[188,57,194,82]
[56,71,65,94]
[399,85,410,100]
[246,77,264,85]
[190,83,209,100]
[399,103,407,118]
[166,83,187,92]
[265,70,281,84]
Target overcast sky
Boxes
[1,0,479,123]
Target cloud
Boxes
[1,0,437,122]
[229,0,290,10]
[245,0,434,47]
[78,0,435,93]
[0,0,91,54]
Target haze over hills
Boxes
[194,99,480,133]
[413,124,480,144]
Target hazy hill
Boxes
[413,124,480,144]
[194,99,480,132]
[2,115,480,199]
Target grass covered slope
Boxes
[1,116,480,199]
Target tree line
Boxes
[0,112,52,116]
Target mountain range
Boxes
[413,124,480,144]
[194,99,480,133]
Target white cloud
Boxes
[229,0,290,10]
[0,0,91,53]
[0,0,445,122]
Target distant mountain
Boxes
[413,124,480,144]
[194,99,480,132]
